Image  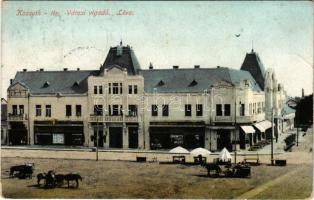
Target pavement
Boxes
[1,128,305,156]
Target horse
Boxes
[202,163,221,177]
[64,173,82,188]
[55,174,65,187]
[37,173,46,186]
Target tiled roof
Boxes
[240,50,266,90]
[11,70,98,95]
[139,67,261,93]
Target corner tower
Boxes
[240,49,266,90]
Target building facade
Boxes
[6,42,291,151]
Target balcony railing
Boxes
[214,116,232,122]
[8,113,27,121]
[89,115,138,122]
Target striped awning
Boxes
[240,126,256,134]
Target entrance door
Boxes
[128,127,138,148]
[109,127,122,148]
[93,128,104,147]
[217,130,231,151]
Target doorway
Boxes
[128,127,138,148]
[217,130,232,151]
[109,127,122,148]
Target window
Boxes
[52,133,64,144]
[240,104,245,116]
[94,86,98,94]
[66,105,72,117]
[128,105,138,116]
[12,105,18,115]
[224,104,231,116]
[46,105,51,117]
[36,105,41,116]
[113,83,119,94]
[108,105,111,115]
[112,105,119,116]
[196,104,203,116]
[152,105,158,116]
[99,86,103,94]
[162,104,169,116]
[76,105,82,116]
[120,83,123,94]
[94,105,103,116]
[19,105,24,115]
[134,85,138,94]
[216,104,222,116]
[128,85,132,94]
[108,83,111,94]
[185,104,192,116]
[120,105,123,115]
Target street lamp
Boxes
[271,108,274,165]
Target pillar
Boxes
[204,128,210,149]
[210,130,217,151]
[29,120,34,145]
[83,121,89,147]
[138,122,144,149]
[122,123,128,149]
[103,126,109,148]
[144,124,150,150]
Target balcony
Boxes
[89,115,138,122]
[214,116,232,122]
[236,116,255,123]
[8,113,27,121]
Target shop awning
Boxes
[254,120,272,132]
[240,126,255,134]
[207,126,235,130]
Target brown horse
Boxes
[37,173,46,185]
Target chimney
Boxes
[173,65,179,69]
[10,79,13,85]
[63,68,68,71]
[194,65,200,69]
[302,88,304,97]
[217,66,220,68]
[149,62,153,70]
[40,68,44,71]
[23,69,27,72]
[77,68,80,71]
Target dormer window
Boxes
[189,80,198,87]
[73,81,79,87]
[157,80,165,86]
[42,81,50,88]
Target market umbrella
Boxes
[169,146,190,154]
[218,147,232,162]
[190,147,211,157]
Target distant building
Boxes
[6,42,291,151]
[1,98,8,145]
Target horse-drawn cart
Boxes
[10,163,34,179]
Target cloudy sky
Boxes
[2,1,313,97]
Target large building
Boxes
[6,42,291,151]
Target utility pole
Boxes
[296,127,299,146]
[96,117,99,161]
[271,108,274,165]
[234,90,237,165]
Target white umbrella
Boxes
[218,147,232,162]
[169,146,189,154]
[190,147,211,157]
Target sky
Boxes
[1,1,313,98]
